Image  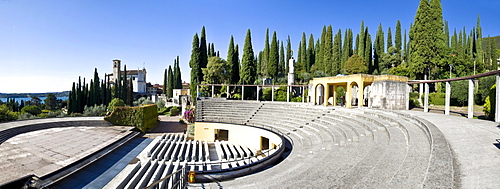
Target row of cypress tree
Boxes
[163,56,183,98]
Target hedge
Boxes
[104,104,159,133]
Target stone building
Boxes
[106,59,147,94]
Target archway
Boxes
[315,84,325,105]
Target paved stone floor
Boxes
[403,110,500,188]
[0,126,132,185]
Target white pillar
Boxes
[445,81,451,115]
[496,74,500,122]
[196,85,200,98]
[468,79,474,119]
[256,86,260,101]
[226,85,230,98]
[406,84,410,110]
[211,85,215,98]
[424,82,429,112]
[302,86,305,103]
[419,83,423,105]
[271,86,274,101]
[287,86,290,102]
[242,86,245,100]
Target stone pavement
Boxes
[401,110,500,188]
[0,125,133,185]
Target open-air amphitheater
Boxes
[1,75,500,188]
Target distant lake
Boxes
[0,97,68,103]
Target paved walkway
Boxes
[402,110,500,188]
[0,125,132,185]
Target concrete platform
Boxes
[0,125,133,185]
[402,110,500,188]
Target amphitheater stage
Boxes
[0,118,134,186]
[402,110,500,189]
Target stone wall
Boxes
[369,80,408,110]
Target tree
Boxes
[163,68,168,94]
[344,54,368,74]
[127,78,133,106]
[374,24,385,73]
[107,98,125,111]
[299,32,307,72]
[395,20,402,54]
[286,35,292,73]
[189,33,201,100]
[44,93,57,110]
[262,28,270,77]
[200,26,208,80]
[167,65,173,98]
[240,29,256,85]
[323,25,333,76]
[342,29,353,69]
[21,105,42,116]
[0,104,17,122]
[202,56,229,84]
[227,36,240,84]
[122,65,128,101]
[308,34,315,72]
[268,31,279,79]
[174,56,182,89]
[333,29,342,75]
[387,27,393,50]
[279,41,285,76]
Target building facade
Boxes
[107,59,147,94]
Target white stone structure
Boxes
[107,59,147,94]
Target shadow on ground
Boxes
[148,115,187,133]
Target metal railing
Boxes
[145,165,187,189]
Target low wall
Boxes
[194,122,283,151]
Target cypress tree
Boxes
[333,29,342,75]
[189,33,201,100]
[374,24,384,73]
[127,78,133,105]
[279,41,285,76]
[286,35,292,73]
[396,20,402,54]
[323,25,333,76]
[308,34,315,72]
[174,56,182,89]
[262,28,270,77]
[227,36,236,84]
[364,29,372,73]
[163,68,168,94]
[233,44,240,84]
[445,20,450,47]
[300,32,307,72]
[429,0,447,78]
[122,65,128,101]
[200,26,208,81]
[387,27,393,49]
[410,0,433,79]
[240,29,256,85]
[316,26,326,73]
[475,15,484,72]
[358,21,365,57]
[268,31,279,79]
[167,65,173,98]
[76,77,82,113]
[297,41,302,72]
[257,51,263,77]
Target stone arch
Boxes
[315,84,325,105]
[349,81,360,106]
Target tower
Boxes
[113,59,121,81]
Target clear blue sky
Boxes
[0,0,498,93]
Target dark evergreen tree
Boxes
[174,56,182,89]
[122,65,128,101]
[323,25,333,75]
[262,28,270,77]
[127,78,133,105]
[358,21,365,56]
[308,34,315,72]
[268,31,279,79]
[374,24,385,73]
[396,20,402,54]
[286,35,292,73]
[199,26,208,81]
[227,36,237,84]
[299,32,307,72]
[333,29,342,75]
[167,65,173,98]
[240,29,256,85]
[387,27,393,50]
[189,33,201,100]
[234,44,240,83]
[316,26,326,73]
[279,41,285,76]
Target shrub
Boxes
[133,97,154,106]
[429,93,445,105]
[18,112,38,120]
[409,92,419,99]
[156,99,166,110]
[170,106,180,116]
[410,99,421,107]
[183,108,195,123]
[0,104,18,122]
[231,93,241,100]
[83,104,107,116]
[108,98,125,111]
[21,105,42,116]
[484,84,495,118]
[104,104,159,133]
[291,97,303,102]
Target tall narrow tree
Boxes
[240,29,256,85]
[167,65,173,98]
[333,29,342,75]
[395,20,402,54]
[279,41,285,76]
[308,34,315,72]
[268,31,279,79]
[200,26,208,81]
[262,28,270,77]
[286,35,292,73]
[323,25,333,75]
[387,27,393,50]
[189,34,201,100]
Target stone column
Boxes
[196,85,200,98]
[346,82,352,108]
[358,82,364,107]
[242,86,245,100]
[211,85,215,98]
[406,84,410,110]
[496,74,500,122]
[468,79,474,119]
[333,85,337,106]
[256,86,260,101]
[287,86,290,102]
[445,81,451,115]
[271,86,275,101]
[424,82,429,112]
[324,84,329,106]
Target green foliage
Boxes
[484,84,495,117]
[44,93,57,110]
[83,104,107,116]
[344,54,368,74]
[108,98,125,111]
[268,31,279,78]
[429,93,445,105]
[240,29,256,85]
[21,105,42,116]
[451,80,469,106]
[203,56,229,84]
[274,86,291,101]
[18,112,38,120]
[0,104,17,122]
[261,87,272,101]
[105,104,158,133]
[476,76,496,105]
[231,93,241,100]
[167,65,174,98]
[133,97,154,106]
[170,106,180,116]
[156,99,166,110]
[291,97,303,102]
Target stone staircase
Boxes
[190,99,457,188]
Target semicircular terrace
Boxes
[191,99,458,188]
[0,117,136,187]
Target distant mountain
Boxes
[0,91,69,98]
